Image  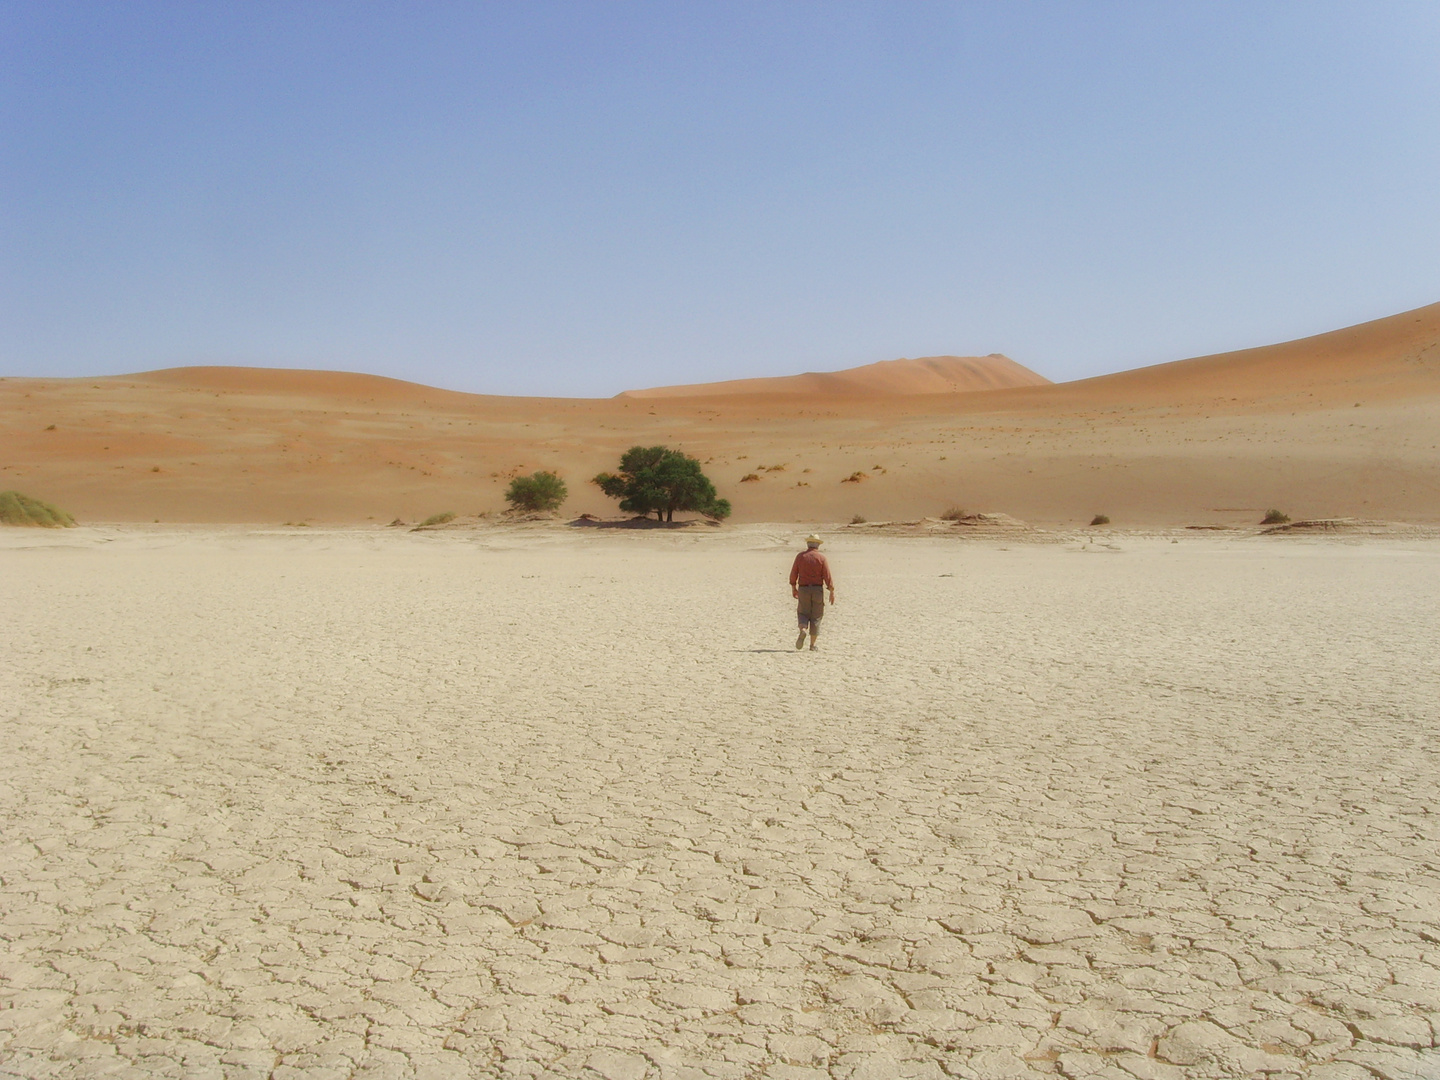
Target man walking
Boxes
[790,533,836,651]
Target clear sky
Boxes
[3,2,1438,397]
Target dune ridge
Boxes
[619,354,1051,399]
[2,301,1438,525]
[1031,300,1440,408]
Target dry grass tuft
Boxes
[0,491,77,528]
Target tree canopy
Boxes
[592,446,731,522]
[505,471,568,512]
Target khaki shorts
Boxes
[797,584,826,627]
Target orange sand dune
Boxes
[134,365,482,404]
[998,300,1440,412]
[3,302,1438,525]
[620,354,1050,398]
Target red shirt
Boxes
[790,548,833,588]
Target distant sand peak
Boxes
[617,354,1051,399]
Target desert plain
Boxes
[3,522,1439,1079]
[2,305,1440,1079]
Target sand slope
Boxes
[1010,299,1440,411]
[619,354,1051,398]
[2,302,1438,525]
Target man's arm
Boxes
[814,554,835,601]
[790,553,801,597]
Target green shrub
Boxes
[0,491,76,528]
[1261,509,1290,525]
[505,471,568,512]
[593,447,730,521]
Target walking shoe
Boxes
[809,640,818,651]
[796,630,808,650]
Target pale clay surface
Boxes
[2,526,1438,1080]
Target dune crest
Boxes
[3,302,1439,525]
[618,354,1050,399]
[130,365,499,406]
[1040,300,1440,407]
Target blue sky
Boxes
[3,2,1438,397]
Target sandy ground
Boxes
[2,526,1438,1079]
[3,302,1438,527]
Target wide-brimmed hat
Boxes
[805,534,822,545]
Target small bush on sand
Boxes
[506,471,568,512]
[851,514,867,524]
[841,471,867,484]
[1089,514,1110,526]
[419,511,456,527]
[940,506,967,521]
[0,491,76,528]
[740,473,760,483]
[1261,509,1290,525]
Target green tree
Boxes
[505,471,568,512]
[593,446,731,522]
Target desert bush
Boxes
[740,473,760,483]
[506,471,568,512]
[593,446,730,521]
[1089,514,1110,526]
[851,514,867,524]
[841,472,867,484]
[1261,509,1290,525]
[419,511,456,527]
[0,491,76,528]
[940,506,967,521]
